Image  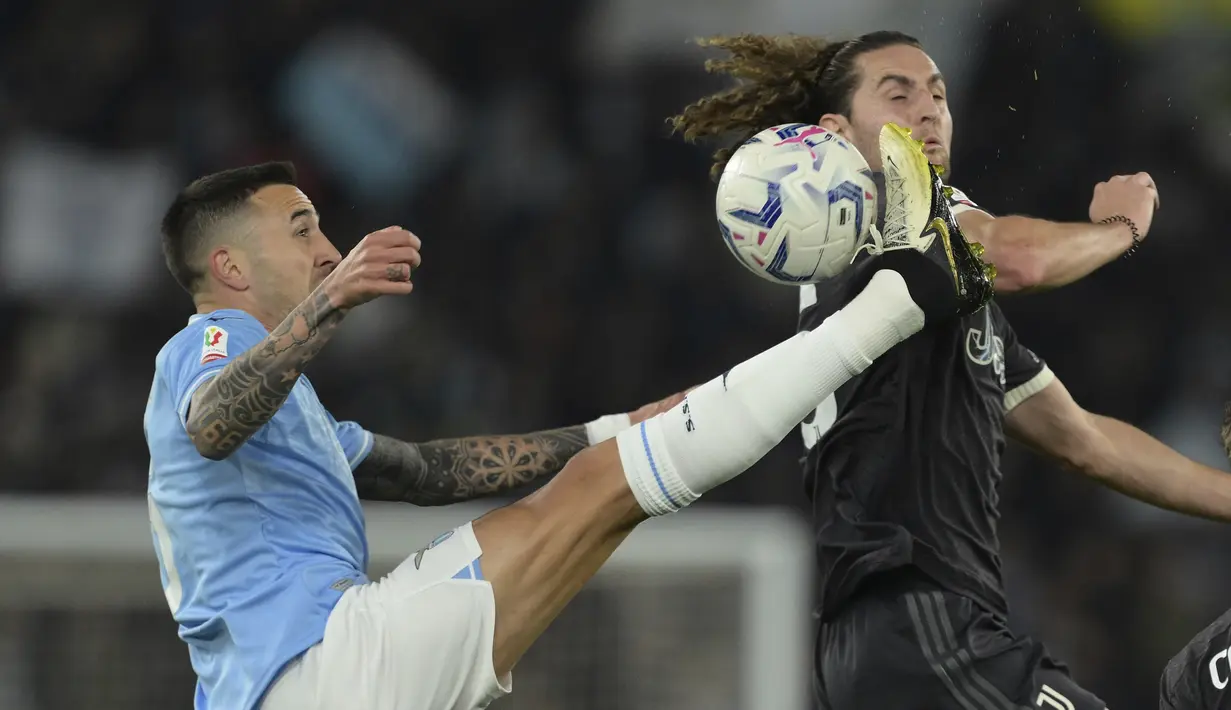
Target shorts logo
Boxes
[200,326,229,365]
[413,529,454,570]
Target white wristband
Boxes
[585,413,632,445]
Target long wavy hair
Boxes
[669,31,922,180]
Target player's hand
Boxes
[627,387,694,425]
[322,227,422,309]
[1088,172,1159,240]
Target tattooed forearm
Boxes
[186,289,348,460]
[354,427,590,505]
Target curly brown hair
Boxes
[669,31,922,180]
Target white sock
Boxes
[617,270,924,516]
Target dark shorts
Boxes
[815,571,1106,710]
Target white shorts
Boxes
[261,522,513,710]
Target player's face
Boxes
[244,184,342,320]
[834,45,953,173]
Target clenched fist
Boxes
[322,227,422,309]
[1089,173,1160,242]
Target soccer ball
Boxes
[715,123,877,285]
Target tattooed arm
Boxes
[353,427,590,506]
[186,291,348,460]
[185,226,421,460]
[352,390,691,505]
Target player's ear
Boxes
[208,245,251,292]
[818,113,852,138]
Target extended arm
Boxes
[187,290,347,460]
[956,172,1157,293]
[354,427,590,506]
[1005,377,1231,521]
[958,211,1134,293]
[353,391,688,506]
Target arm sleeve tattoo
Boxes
[185,290,346,460]
[353,426,590,506]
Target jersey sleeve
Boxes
[327,411,375,471]
[993,307,1055,412]
[946,185,994,218]
[1158,609,1231,710]
[1159,656,1198,710]
[165,315,269,427]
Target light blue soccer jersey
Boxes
[144,309,375,710]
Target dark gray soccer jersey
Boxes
[797,186,1054,619]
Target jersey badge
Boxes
[201,326,229,365]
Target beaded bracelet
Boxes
[1099,215,1141,258]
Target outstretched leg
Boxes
[475,121,999,684]
[475,268,926,676]
[258,122,996,710]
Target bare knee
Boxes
[469,440,644,674]
[473,441,644,602]
[518,441,642,529]
[474,440,642,568]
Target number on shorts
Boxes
[148,490,184,614]
[1036,684,1075,710]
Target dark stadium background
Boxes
[0,0,1227,708]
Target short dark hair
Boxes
[160,161,298,294]
[670,31,923,179]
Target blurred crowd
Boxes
[0,0,1229,707]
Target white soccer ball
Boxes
[715,123,877,285]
